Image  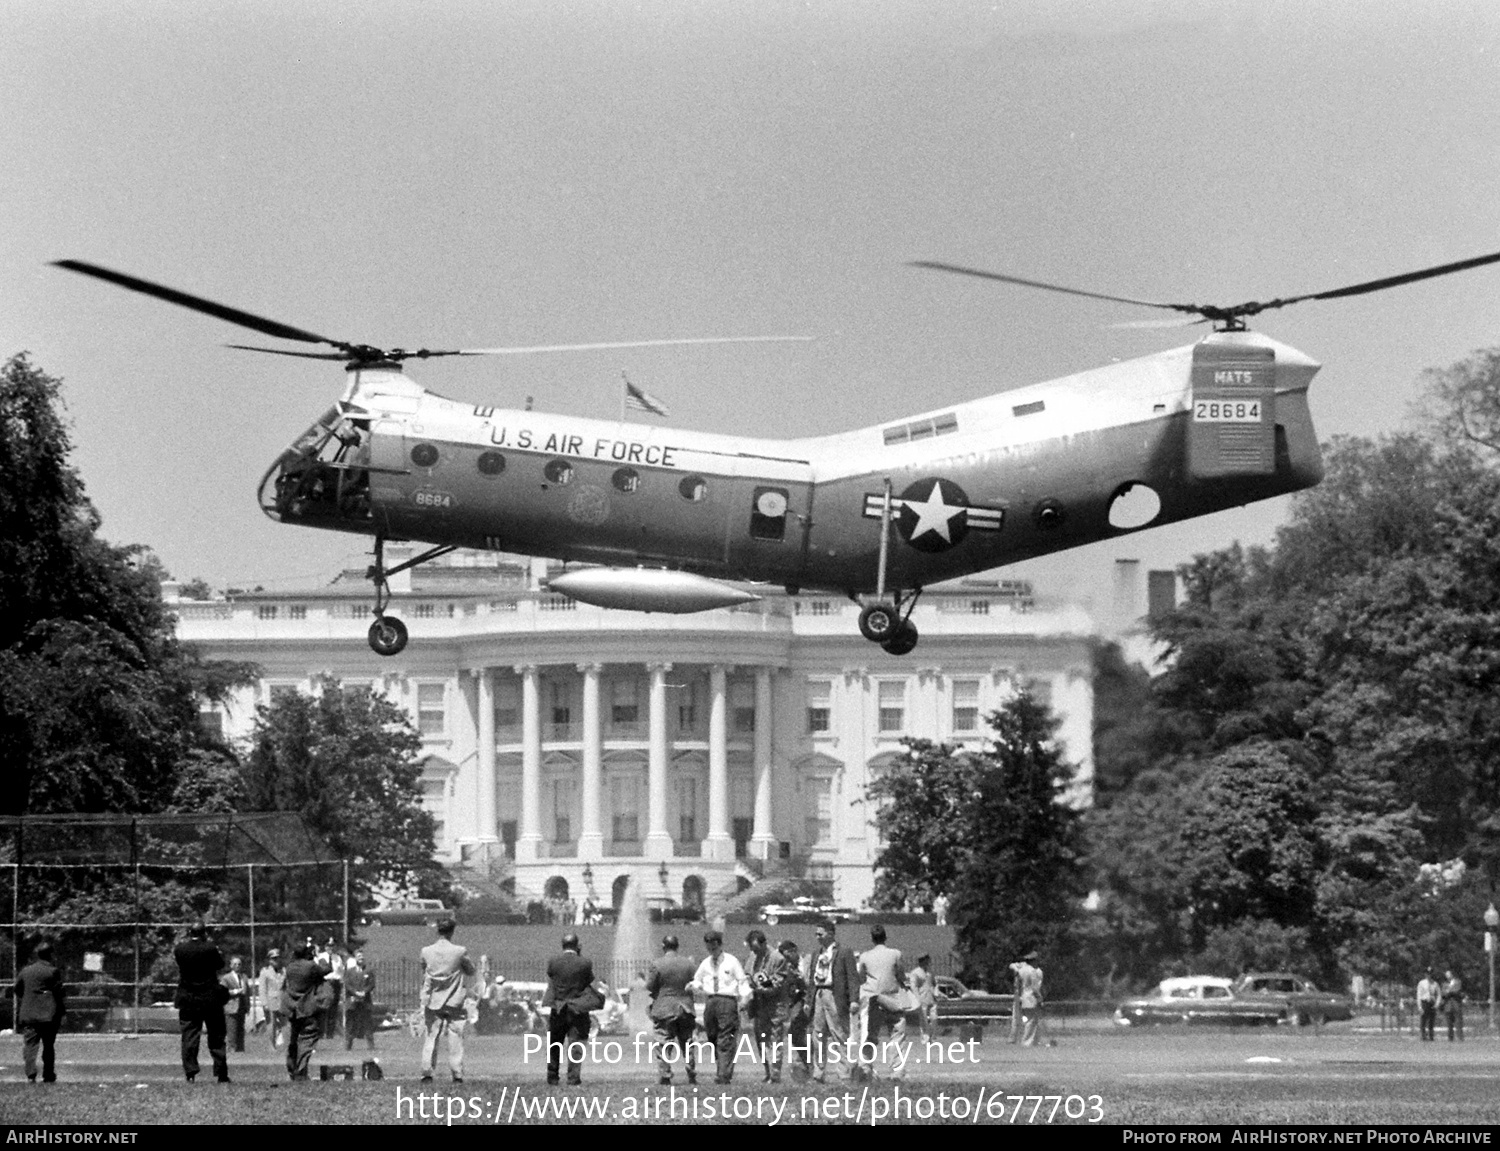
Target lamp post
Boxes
[1485,901,1498,1032]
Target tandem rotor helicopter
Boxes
[54,248,1500,657]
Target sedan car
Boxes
[932,975,1014,1036]
[1234,972,1354,1026]
[1114,976,1286,1027]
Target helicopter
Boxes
[53,248,1500,657]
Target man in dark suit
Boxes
[807,918,859,1083]
[14,940,66,1083]
[646,934,698,1085]
[281,943,332,1080]
[542,933,596,1086]
[174,921,230,1083]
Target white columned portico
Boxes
[516,663,542,861]
[473,667,498,845]
[704,663,734,861]
[577,662,604,859]
[751,665,776,859]
[644,661,674,857]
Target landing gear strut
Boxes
[855,479,921,656]
[365,537,458,656]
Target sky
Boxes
[5,0,1500,613]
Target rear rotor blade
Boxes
[910,261,1195,315]
[1237,247,1500,315]
[226,344,355,361]
[53,260,341,347]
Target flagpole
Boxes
[620,372,628,423]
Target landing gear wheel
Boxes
[368,615,409,657]
[881,621,919,656]
[858,602,900,642]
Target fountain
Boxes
[611,873,655,1041]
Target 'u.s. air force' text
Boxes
[1124,1133,1492,1145]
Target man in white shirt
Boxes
[692,930,749,1084]
[1416,968,1440,1042]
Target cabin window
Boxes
[883,412,959,446]
[410,443,439,467]
[543,459,574,485]
[477,451,506,475]
[679,475,708,502]
[749,487,789,541]
[612,467,640,493]
[1012,400,1045,417]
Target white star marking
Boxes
[904,481,967,543]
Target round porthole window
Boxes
[612,467,640,493]
[1033,498,1066,530]
[477,450,506,476]
[543,459,574,485]
[410,443,439,468]
[679,475,708,502]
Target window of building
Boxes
[952,679,980,733]
[198,708,224,742]
[677,681,699,732]
[968,599,990,615]
[610,677,640,727]
[806,679,832,734]
[1024,677,1054,709]
[877,680,906,733]
[553,778,575,844]
[730,680,755,733]
[610,775,640,843]
[417,682,447,737]
[678,777,698,842]
[549,679,573,737]
[805,776,833,846]
[493,679,519,733]
[288,604,307,620]
[257,605,278,621]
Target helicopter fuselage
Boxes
[260,328,1324,597]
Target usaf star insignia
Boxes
[862,478,1004,553]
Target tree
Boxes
[951,692,1088,993]
[865,738,979,910]
[868,694,1088,993]
[240,678,446,905]
[0,354,251,814]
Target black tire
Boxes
[881,621,919,656]
[368,616,409,656]
[858,602,900,642]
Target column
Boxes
[577,662,604,859]
[703,663,734,861]
[750,666,777,860]
[516,663,542,861]
[473,667,498,844]
[644,662,674,857]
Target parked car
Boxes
[362,897,451,927]
[1114,976,1287,1027]
[758,896,859,926]
[932,975,1014,1038]
[1233,972,1354,1026]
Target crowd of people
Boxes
[13,916,1476,1087]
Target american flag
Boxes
[623,374,670,417]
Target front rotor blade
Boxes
[54,260,340,346]
[910,261,1194,314]
[452,335,813,356]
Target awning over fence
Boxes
[0,812,334,867]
